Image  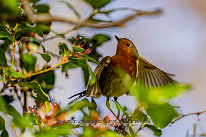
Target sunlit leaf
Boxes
[146,103,178,128]
[0,0,18,14]
[73,46,85,53]
[35,125,72,136]
[69,98,94,112]
[7,65,23,78]
[45,101,51,115]
[131,83,190,104]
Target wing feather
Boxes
[86,56,112,98]
[137,57,176,87]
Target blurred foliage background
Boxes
[0,0,206,137]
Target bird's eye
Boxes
[126,43,130,47]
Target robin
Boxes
[69,36,176,116]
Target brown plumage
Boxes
[86,36,176,99]
[68,36,176,102]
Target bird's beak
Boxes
[114,35,120,41]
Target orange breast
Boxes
[111,55,137,78]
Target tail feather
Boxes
[68,91,86,105]
[68,91,86,99]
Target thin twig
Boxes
[11,45,16,67]
[19,0,162,28]
[170,110,206,126]
[51,9,162,28]
[42,26,80,42]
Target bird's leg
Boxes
[106,97,122,123]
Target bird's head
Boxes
[115,35,139,58]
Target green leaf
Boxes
[147,83,191,103]
[0,31,10,39]
[144,124,162,136]
[0,115,5,131]
[73,46,85,53]
[34,4,50,13]
[0,96,7,113]
[112,100,121,118]
[36,24,51,35]
[131,107,147,121]
[7,105,33,129]
[62,62,79,72]
[30,68,55,93]
[45,101,51,115]
[7,105,22,119]
[35,125,72,136]
[22,54,37,72]
[146,103,178,128]
[7,66,23,78]
[61,1,81,18]
[58,43,70,57]
[80,54,99,65]
[83,0,113,9]
[131,83,190,104]
[0,0,18,14]
[69,98,93,112]
[91,97,97,110]
[71,58,96,86]
[0,48,7,66]
[18,81,48,104]
[16,23,44,39]
[92,34,111,45]
[38,53,51,63]
[1,130,8,137]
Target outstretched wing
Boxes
[137,57,176,87]
[86,56,112,98]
